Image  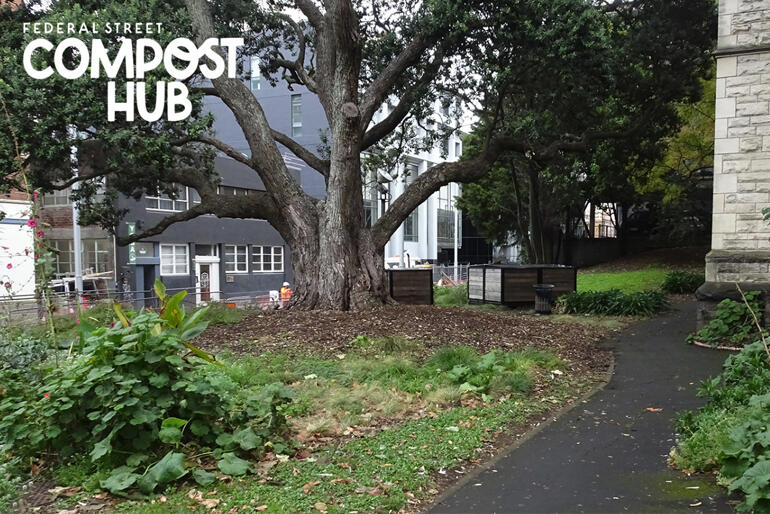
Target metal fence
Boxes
[431,264,470,284]
[0,286,277,326]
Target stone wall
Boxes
[707,0,770,286]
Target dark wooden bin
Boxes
[468,264,576,305]
[387,269,433,305]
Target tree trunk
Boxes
[288,222,391,310]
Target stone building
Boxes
[699,0,770,324]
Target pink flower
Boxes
[5,263,11,269]
[33,190,39,199]
[27,219,37,228]
[36,230,44,238]
[43,393,50,398]
[109,322,115,328]
[3,282,10,289]
[24,249,29,256]
[0,246,8,250]
[76,318,80,325]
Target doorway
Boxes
[195,259,220,305]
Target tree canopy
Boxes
[0,0,716,308]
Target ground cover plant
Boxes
[686,291,764,348]
[3,294,612,512]
[672,340,770,512]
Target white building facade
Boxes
[0,195,36,299]
[365,102,465,267]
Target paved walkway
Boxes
[431,302,733,513]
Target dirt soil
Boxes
[198,306,615,375]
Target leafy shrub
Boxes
[661,271,705,294]
[434,285,469,307]
[673,342,770,511]
[719,393,770,512]
[0,282,291,497]
[0,333,51,374]
[199,301,245,326]
[556,289,668,316]
[687,292,763,347]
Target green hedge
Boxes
[661,271,705,294]
[556,289,668,316]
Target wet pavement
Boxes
[430,302,733,513]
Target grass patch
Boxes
[434,285,468,307]
[116,376,583,513]
[577,267,668,293]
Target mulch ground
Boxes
[198,306,616,375]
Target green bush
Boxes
[199,301,246,325]
[0,333,51,375]
[556,289,668,316]
[673,341,770,511]
[0,282,291,497]
[687,291,763,347]
[661,271,705,294]
[434,285,469,307]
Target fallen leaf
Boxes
[645,407,663,413]
[255,506,268,511]
[303,480,321,494]
[48,486,82,498]
[200,498,220,509]
[314,502,328,511]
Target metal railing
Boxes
[431,264,470,284]
[0,286,278,326]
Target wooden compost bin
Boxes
[387,269,433,305]
[468,264,576,305]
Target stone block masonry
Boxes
[699,0,770,326]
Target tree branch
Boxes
[359,34,433,129]
[294,0,325,29]
[360,47,446,150]
[271,129,330,176]
[275,13,318,93]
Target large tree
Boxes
[0,0,715,309]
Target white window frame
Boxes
[146,186,189,213]
[160,244,189,276]
[291,94,302,137]
[249,55,261,92]
[224,244,248,274]
[252,245,284,273]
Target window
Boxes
[160,244,189,276]
[404,210,418,242]
[146,186,188,212]
[51,239,114,276]
[291,94,302,137]
[43,188,71,207]
[190,189,201,204]
[252,245,284,272]
[249,55,261,92]
[454,141,461,158]
[218,185,255,196]
[362,169,379,228]
[83,239,113,274]
[441,136,449,157]
[224,245,248,273]
[195,244,218,257]
[52,240,74,275]
[405,162,419,184]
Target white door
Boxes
[195,259,220,305]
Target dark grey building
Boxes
[113,59,326,305]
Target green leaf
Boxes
[130,408,158,425]
[192,469,216,486]
[217,452,252,476]
[101,470,139,494]
[161,417,188,429]
[90,434,113,462]
[232,427,260,451]
[137,451,187,495]
[153,279,167,301]
[126,453,148,467]
[158,427,183,444]
[190,419,210,437]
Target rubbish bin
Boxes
[533,284,555,314]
